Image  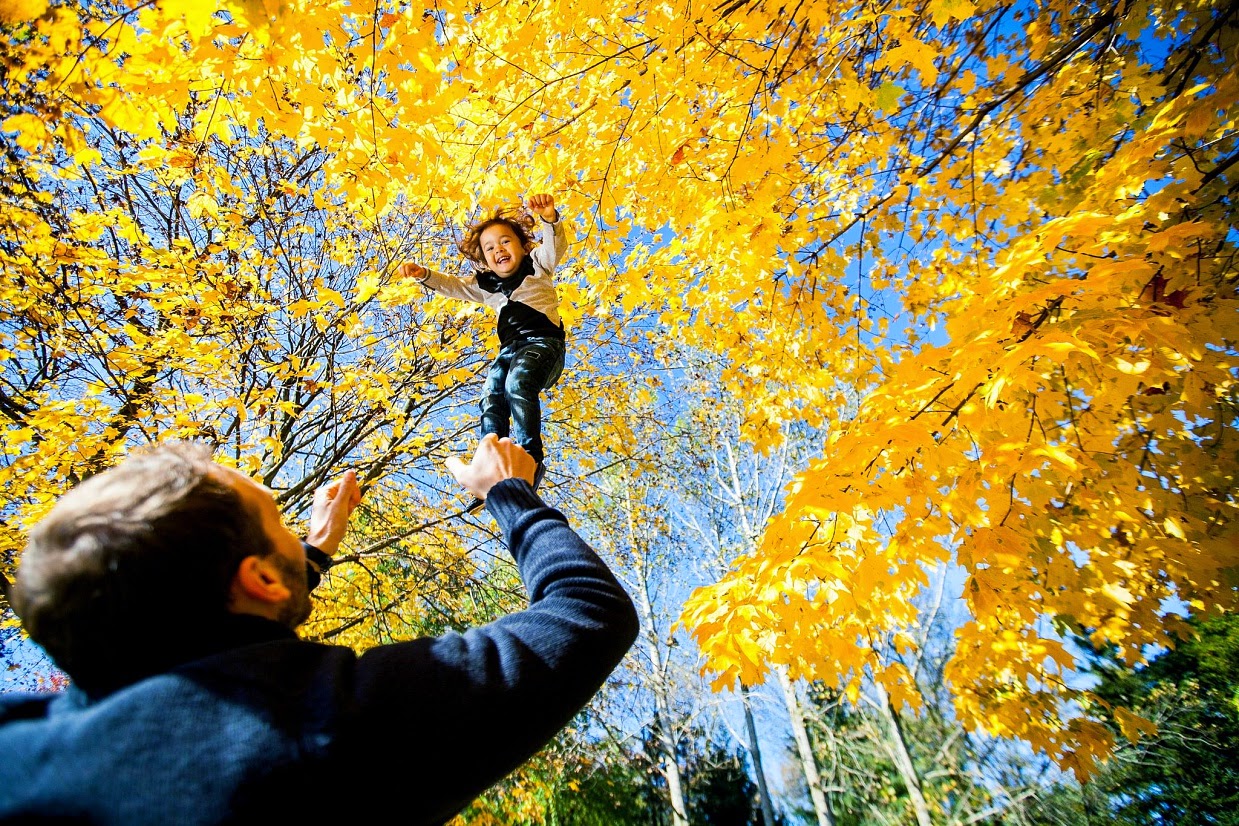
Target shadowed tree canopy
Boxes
[1081,613,1239,824]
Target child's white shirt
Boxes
[415,216,569,330]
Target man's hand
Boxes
[397,261,428,281]
[446,435,536,500]
[305,470,363,557]
[527,193,558,223]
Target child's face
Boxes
[480,223,527,277]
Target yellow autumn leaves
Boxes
[2,0,1235,780]
[0,0,45,26]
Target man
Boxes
[0,434,638,824]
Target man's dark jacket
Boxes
[0,481,639,824]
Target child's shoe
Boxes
[532,462,546,493]
[465,497,485,513]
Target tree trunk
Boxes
[875,683,933,826]
[776,667,835,826]
[632,580,690,826]
[653,680,691,826]
[740,682,778,826]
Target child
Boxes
[399,194,568,500]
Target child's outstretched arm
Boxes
[526,194,569,272]
[527,194,558,224]
[397,262,430,282]
[398,259,488,304]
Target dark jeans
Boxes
[480,337,565,464]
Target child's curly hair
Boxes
[458,206,537,267]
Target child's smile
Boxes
[481,225,527,278]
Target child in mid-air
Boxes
[399,194,568,500]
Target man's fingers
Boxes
[341,470,361,502]
[316,471,362,518]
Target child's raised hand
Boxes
[527,194,558,222]
[397,261,428,281]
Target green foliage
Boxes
[684,742,762,826]
[1083,613,1239,825]
[526,727,767,826]
[547,752,660,826]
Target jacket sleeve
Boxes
[417,267,489,304]
[302,542,331,591]
[530,215,569,273]
[343,480,639,823]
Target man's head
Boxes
[459,207,536,277]
[12,443,310,691]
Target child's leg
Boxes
[505,338,565,466]
[479,347,516,441]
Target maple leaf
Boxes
[928,0,976,28]
[0,0,48,24]
[884,39,939,84]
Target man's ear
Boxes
[231,554,293,606]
